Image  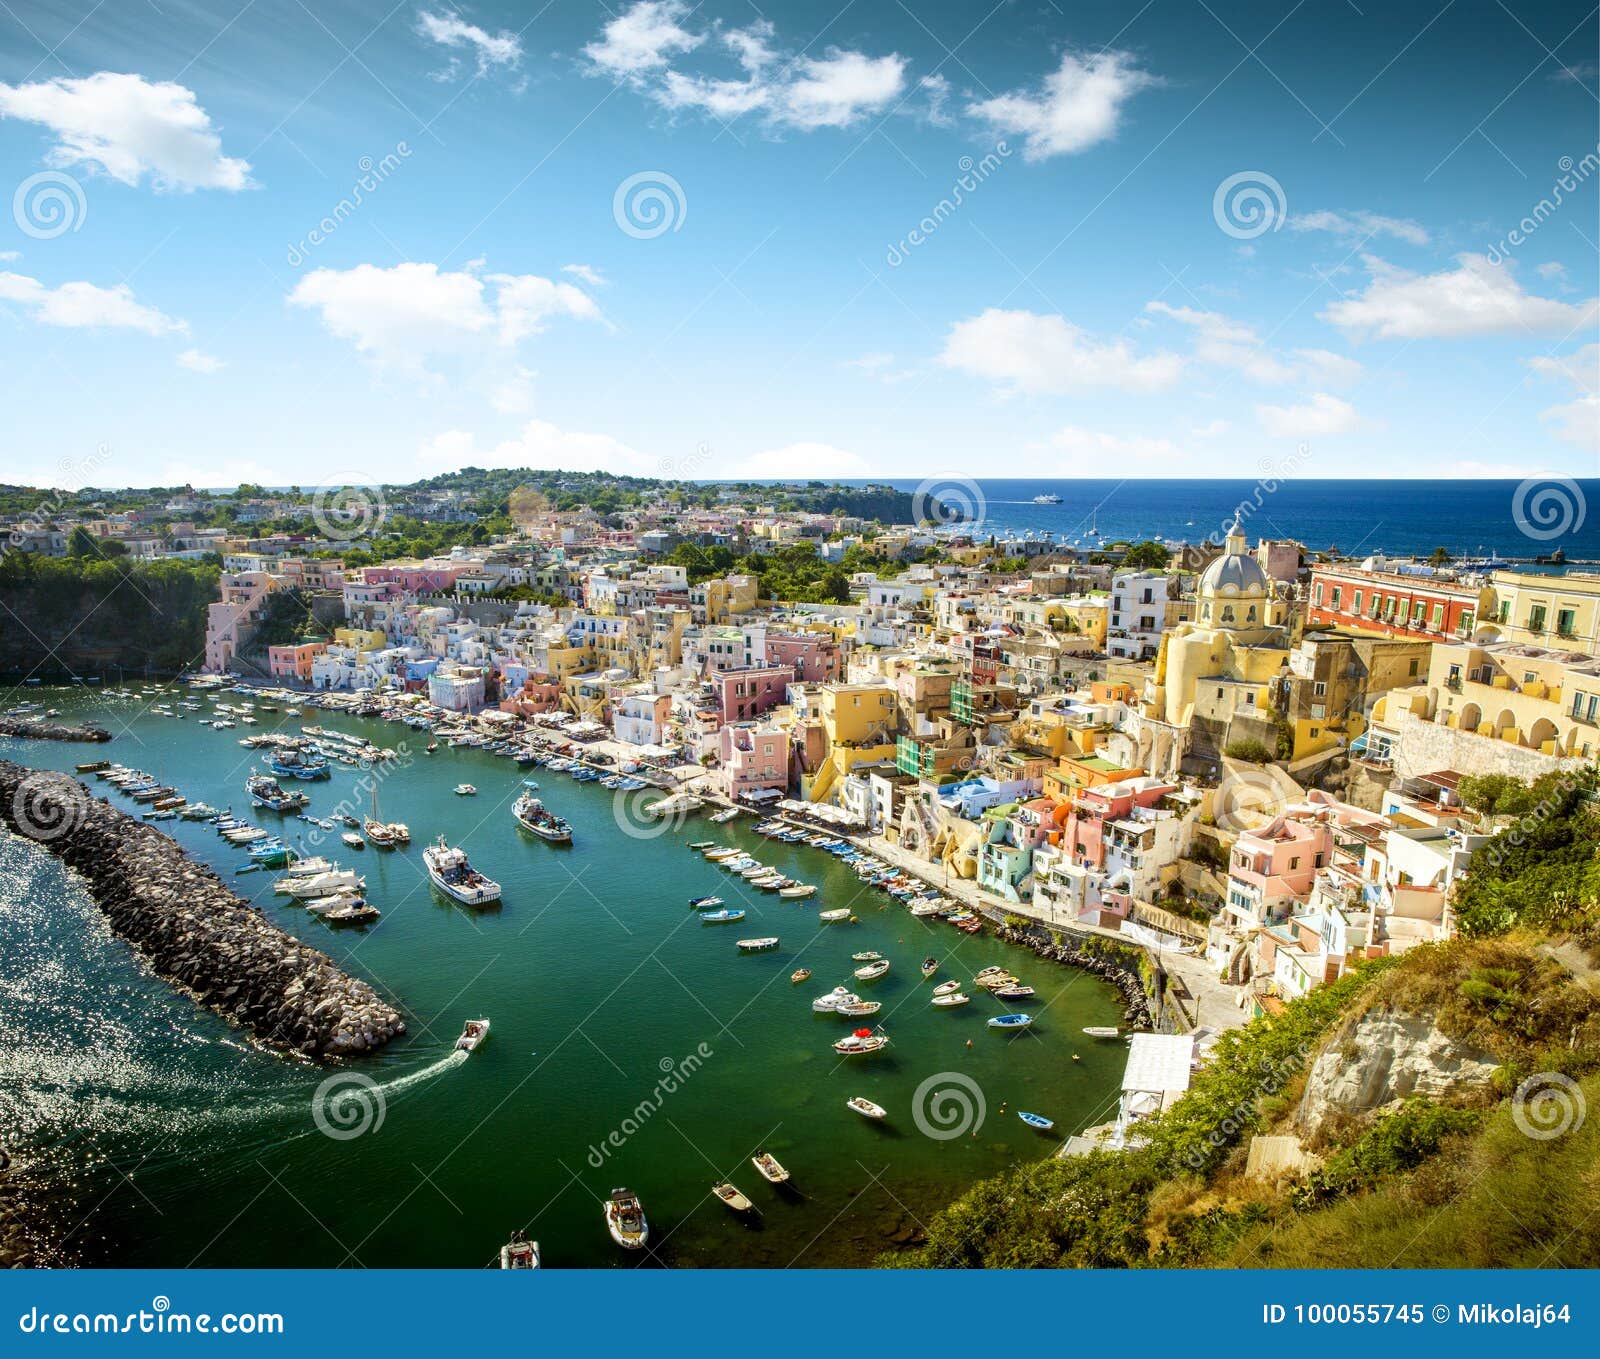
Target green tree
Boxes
[1121,540,1171,570]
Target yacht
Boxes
[424,836,502,906]
[1032,492,1062,504]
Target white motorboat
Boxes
[778,884,816,898]
[751,1152,790,1184]
[833,1030,890,1056]
[853,959,890,981]
[500,1235,540,1269]
[1082,1026,1121,1039]
[811,986,855,1013]
[278,869,364,898]
[846,1097,887,1120]
[455,1018,491,1052]
[424,836,502,906]
[513,792,573,842]
[454,784,477,796]
[280,855,334,877]
[605,1188,649,1250]
[818,909,851,922]
[737,937,780,952]
[931,991,970,1007]
[710,1182,754,1214]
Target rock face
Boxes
[1297,1005,1499,1139]
[996,922,1154,1030]
[0,761,404,1059]
[0,716,111,743]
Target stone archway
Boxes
[1529,717,1560,753]
[1495,708,1519,742]
[1458,701,1481,733]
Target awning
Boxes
[740,788,783,804]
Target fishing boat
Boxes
[778,883,816,898]
[932,979,962,997]
[325,901,380,925]
[424,836,502,906]
[931,991,970,1007]
[341,831,365,850]
[688,895,724,909]
[751,1152,790,1185]
[455,1018,491,1052]
[853,959,890,981]
[1017,1111,1055,1132]
[851,951,884,963]
[987,1013,1034,1031]
[737,937,779,952]
[846,1097,887,1120]
[1082,1026,1121,1039]
[499,1235,540,1269]
[920,957,939,977]
[454,784,477,796]
[833,1029,889,1056]
[512,792,573,843]
[75,760,110,774]
[836,998,881,1017]
[993,985,1036,1000]
[247,773,309,813]
[818,908,851,922]
[710,1182,754,1214]
[790,968,811,984]
[700,908,745,923]
[604,1189,649,1250]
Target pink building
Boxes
[1057,777,1179,869]
[1224,816,1331,930]
[765,632,840,683]
[499,680,562,717]
[720,724,790,801]
[716,666,792,723]
[268,641,327,682]
[361,565,462,595]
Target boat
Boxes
[425,742,438,754]
[688,841,715,851]
[975,966,1011,980]
[833,1029,889,1056]
[853,959,890,981]
[1032,492,1063,504]
[993,985,1036,1000]
[1082,1026,1121,1039]
[604,1188,649,1250]
[700,908,745,923]
[709,806,742,824]
[987,1013,1034,1030]
[512,792,573,843]
[751,1152,790,1185]
[846,1097,887,1120]
[688,895,724,909]
[931,991,970,1007]
[737,937,779,952]
[325,901,380,925]
[342,831,365,850]
[424,836,502,906]
[851,951,884,963]
[1017,1111,1055,1132]
[455,1018,491,1052]
[454,784,477,796]
[246,773,309,813]
[790,968,811,984]
[818,908,851,922]
[811,986,854,1013]
[75,760,110,773]
[920,957,939,978]
[836,999,881,1017]
[499,1235,540,1269]
[932,979,962,997]
[778,884,816,898]
[710,1182,754,1214]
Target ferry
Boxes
[424,837,502,906]
[512,792,573,843]
[1032,492,1063,504]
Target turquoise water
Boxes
[0,688,1126,1268]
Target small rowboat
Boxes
[853,959,890,981]
[790,968,811,984]
[689,894,724,908]
[1082,1026,1121,1039]
[920,957,938,977]
[846,1096,887,1120]
[836,999,881,1017]
[818,909,851,922]
[987,1013,1033,1030]
[751,1152,790,1184]
[688,841,715,851]
[737,937,779,952]
[701,908,745,923]
[851,951,884,963]
[975,965,1010,979]
[932,979,962,997]
[779,884,816,898]
[993,984,1036,1000]
[711,1182,754,1213]
[931,991,969,1007]
[1017,1111,1055,1132]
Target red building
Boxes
[1306,564,1486,641]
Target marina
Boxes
[0,686,1127,1269]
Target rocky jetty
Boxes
[997,922,1154,1030]
[0,715,111,743]
[0,761,404,1058]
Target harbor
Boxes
[0,684,1128,1269]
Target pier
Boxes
[0,761,404,1059]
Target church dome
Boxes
[1199,550,1269,597]
[1196,516,1273,628]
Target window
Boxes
[1408,658,1420,677]
[1313,681,1327,696]
[1314,583,1325,605]
[1331,587,1343,610]
[1352,590,1362,613]
[1529,605,1548,632]
[1558,608,1578,637]
[1369,594,1382,618]
[1432,604,1445,629]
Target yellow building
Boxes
[1424,640,1600,759]
[1485,570,1600,652]
[333,625,386,653]
[809,681,899,802]
[692,574,759,625]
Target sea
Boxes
[871,478,1600,564]
[0,692,1126,1269]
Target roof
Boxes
[1121,1033,1195,1095]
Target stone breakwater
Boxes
[996,923,1154,1030]
[0,762,404,1058]
[0,716,111,743]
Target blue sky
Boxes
[1,0,1597,490]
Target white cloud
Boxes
[1528,342,1599,394]
[1322,253,1598,339]
[967,50,1157,161]
[1289,209,1429,246]
[1530,342,1600,450]
[1537,261,1571,289]
[490,365,538,414]
[1541,395,1600,449]
[1043,426,1180,461]
[732,441,872,478]
[561,263,608,287]
[1144,300,1362,386]
[1191,418,1229,438]
[778,51,907,129]
[0,271,186,335]
[417,419,653,474]
[415,9,522,76]
[659,70,770,118]
[0,250,18,262]
[287,262,601,369]
[176,347,222,373]
[940,307,1183,394]
[1255,391,1361,439]
[848,350,918,384]
[919,73,954,127]
[584,1,702,79]
[0,71,250,190]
